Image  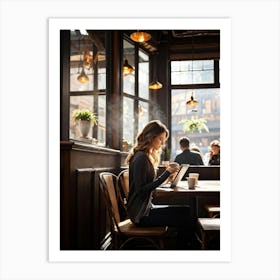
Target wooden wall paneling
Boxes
[76,168,94,249]
[71,144,122,170]
[61,142,126,249]
[75,167,116,250]
[60,141,74,250]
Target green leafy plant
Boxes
[179,116,209,133]
[122,139,133,152]
[72,109,98,126]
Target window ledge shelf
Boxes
[69,139,128,156]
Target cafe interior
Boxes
[60,29,220,251]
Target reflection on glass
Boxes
[123,97,135,150]
[123,39,135,95]
[138,50,149,99]
[138,101,149,132]
[97,95,106,145]
[97,59,106,90]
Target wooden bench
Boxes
[205,205,220,218]
[197,218,220,250]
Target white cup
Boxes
[189,173,199,186]
[169,162,179,168]
[187,177,196,190]
[162,161,170,167]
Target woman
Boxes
[126,120,195,249]
[208,140,220,166]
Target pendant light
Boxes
[77,67,89,83]
[123,58,135,76]
[186,33,199,106]
[130,31,151,43]
[186,94,199,106]
[149,81,163,90]
[77,38,89,83]
[149,53,163,90]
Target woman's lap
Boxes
[138,205,191,227]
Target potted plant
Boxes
[122,139,133,152]
[72,109,98,138]
[179,116,209,133]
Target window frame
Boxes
[171,59,220,89]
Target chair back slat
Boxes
[117,169,129,207]
[120,170,129,198]
[105,174,120,223]
[99,172,120,226]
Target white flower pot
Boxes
[79,120,91,138]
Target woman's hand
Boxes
[166,172,176,183]
[166,162,180,174]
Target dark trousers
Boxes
[138,205,196,249]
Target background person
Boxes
[190,143,204,159]
[174,137,204,165]
[208,140,220,165]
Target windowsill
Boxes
[69,138,128,155]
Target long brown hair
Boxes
[125,120,169,167]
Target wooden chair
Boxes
[99,172,168,250]
[117,169,129,209]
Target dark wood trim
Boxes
[171,83,220,90]
[60,31,70,140]
[106,31,122,150]
[214,59,220,85]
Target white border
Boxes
[49,18,231,262]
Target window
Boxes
[122,39,150,151]
[138,50,150,132]
[138,51,149,99]
[171,60,214,85]
[69,30,106,146]
[65,32,152,151]
[170,59,220,164]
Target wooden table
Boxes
[153,180,220,218]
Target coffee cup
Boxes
[189,173,199,186]
[169,162,179,168]
[162,161,169,167]
[187,177,196,190]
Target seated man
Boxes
[174,137,204,165]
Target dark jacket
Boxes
[127,151,170,223]
[209,154,220,165]
[174,149,204,165]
